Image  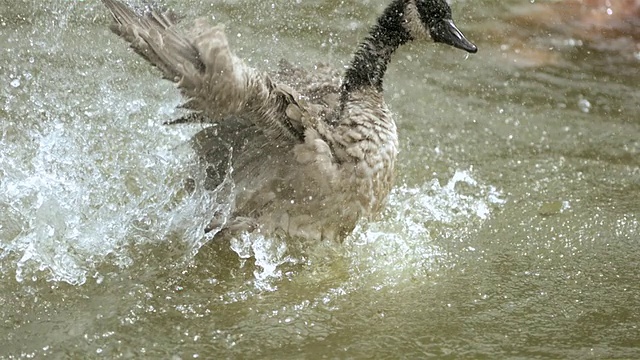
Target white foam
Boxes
[344,168,505,288]
[0,84,229,285]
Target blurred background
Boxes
[1,0,638,358]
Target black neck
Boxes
[341,0,411,101]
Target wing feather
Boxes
[102,0,308,143]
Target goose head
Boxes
[342,0,478,96]
[403,0,477,53]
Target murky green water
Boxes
[1,0,639,358]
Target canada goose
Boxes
[101,0,477,242]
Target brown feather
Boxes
[100,0,474,241]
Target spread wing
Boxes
[102,0,349,197]
[102,0,312,144]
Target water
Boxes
[1,0,639,358]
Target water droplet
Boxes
[578,98,591,113]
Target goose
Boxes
[101,0,477,242]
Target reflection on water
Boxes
[1,0,639,358]
[486,0,640,70]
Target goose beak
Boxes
[431,19,477,53]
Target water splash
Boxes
[230,232,298,291]
[345,168,505,288]
[0,116,226,285]
[221,168,505,292]
[0,73,235,285]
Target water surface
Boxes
[1,0,639,358]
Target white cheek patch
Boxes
[403,2,430,39]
